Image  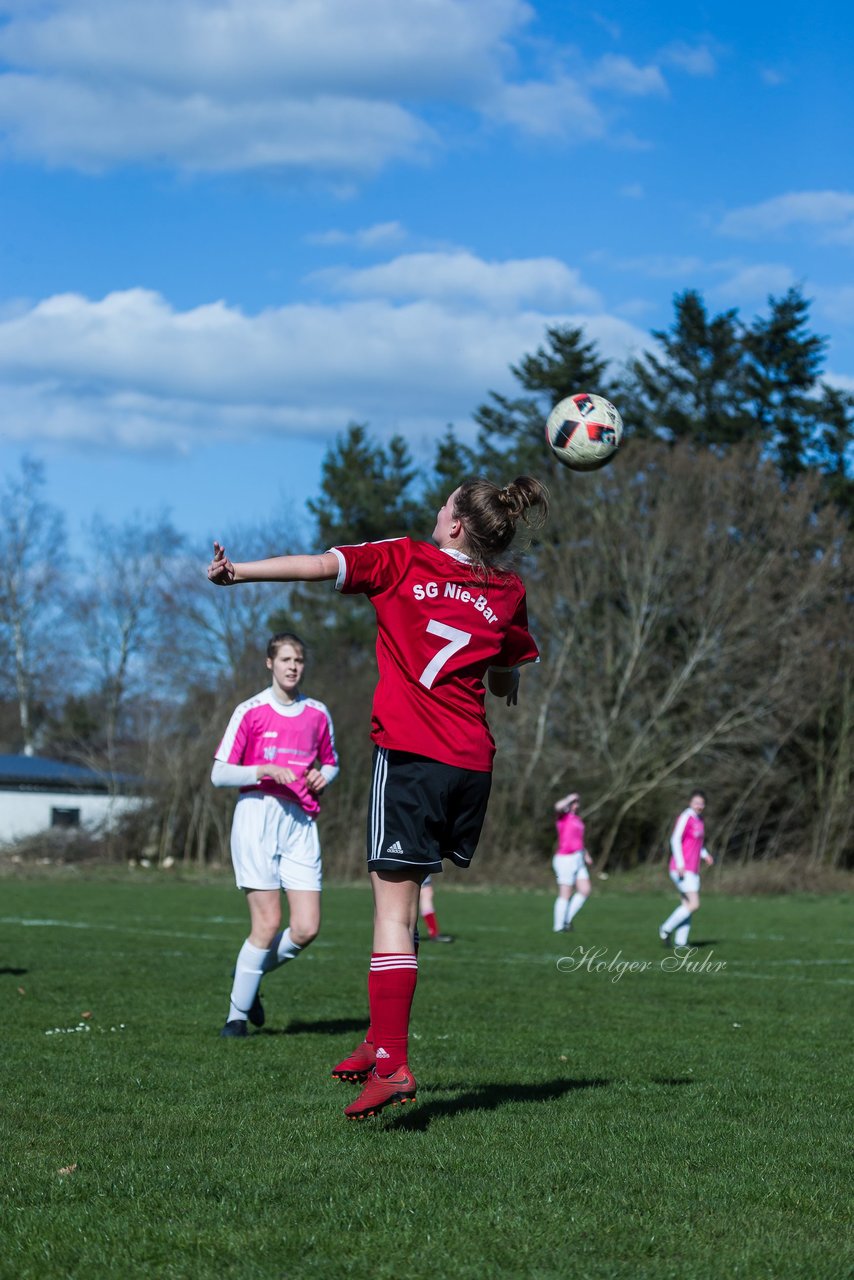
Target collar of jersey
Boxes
[438,546,472,563]
[265,689,306,716]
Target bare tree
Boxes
[488,444,852,869]
[0,457,70,755]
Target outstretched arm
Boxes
[207,541,338,586]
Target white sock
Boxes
[262,927,303,972]
[674,919,692,946]
[661,905,691,935]
[567,892,588,924]
[553,897,568,931]
[228,939,268,1022]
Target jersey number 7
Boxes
[418,620,471,689]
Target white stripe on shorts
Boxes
[370,747,388,862]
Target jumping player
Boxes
[207,475,548,1116]
[659,790,714,948]
[552,791,592,932]
[212,632,339,1037]
[419,876,454,943]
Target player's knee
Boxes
[290,921,319,947]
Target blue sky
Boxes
[1,0,852,548]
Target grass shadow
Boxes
[0,966,28,976]
[651,1077,695,1086]
[258,1017,367,1038]
[390,1076,610,1130]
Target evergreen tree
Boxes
[307,423,421,546]
[473,325,613,477]
[624,290,754,445]
[814,383,854,523]
[743,287,827,479]
[418,427,477,526]
[286,424,422,651]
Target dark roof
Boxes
[0,754,137,791]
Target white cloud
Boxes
[588,250,708,279]
[0,0,533,172]
[712,263,796,301]
[486,75,606,140]
[719,191,854,243]
[314,252,601,310]
[814,286,854,326]
[0,275,646,450]
[587,54,667,97]
[306,223,408,250]
[0,0,694,172]
[658,41,719,77]
[825,370,854,393]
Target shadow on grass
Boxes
[0,966,28,976]
[651,1077,695,1086]
[390,1077,610,1130]
[257,1017,367,1037]
[687,940,720,948]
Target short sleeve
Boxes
[330,538,409,596]
[491,590,539,671]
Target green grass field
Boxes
[0,875,851,1280]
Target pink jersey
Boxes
[555,812,585,855]
[215,689,338,817]
[330,537,538,772]
[669,808,706,874]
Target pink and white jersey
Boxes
[555,812,585,855]
[669,808,707,874]
[215,689,338,817]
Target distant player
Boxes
[419,876,454,943]
[208,475,548,1117]
[212,632,338,1037]
[659,790,714,948]
[552,791,592,932]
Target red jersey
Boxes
[330,537,538,771]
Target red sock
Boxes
[422,911,439,939]
[368,953,418,1075]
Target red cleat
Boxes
[344,1066,417,1119]
[331,1039,376,1083]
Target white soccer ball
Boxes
[545,393,624,472]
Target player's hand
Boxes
[208,541,235,585]
[305,768,327,796]
[256,764,297,786]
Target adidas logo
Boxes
[386,840,404,855]
[375,1047,390,1059]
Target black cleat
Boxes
[220,1019,248,1038]
[423,934,455,943]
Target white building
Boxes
[0,754,143,843]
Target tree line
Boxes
[1,286,851,874]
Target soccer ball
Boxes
[545,393,624,472]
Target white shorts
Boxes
[231,793,322,893]
[670,869,700,894]
[553,852,589,887]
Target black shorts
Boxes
[367,747,492,875]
